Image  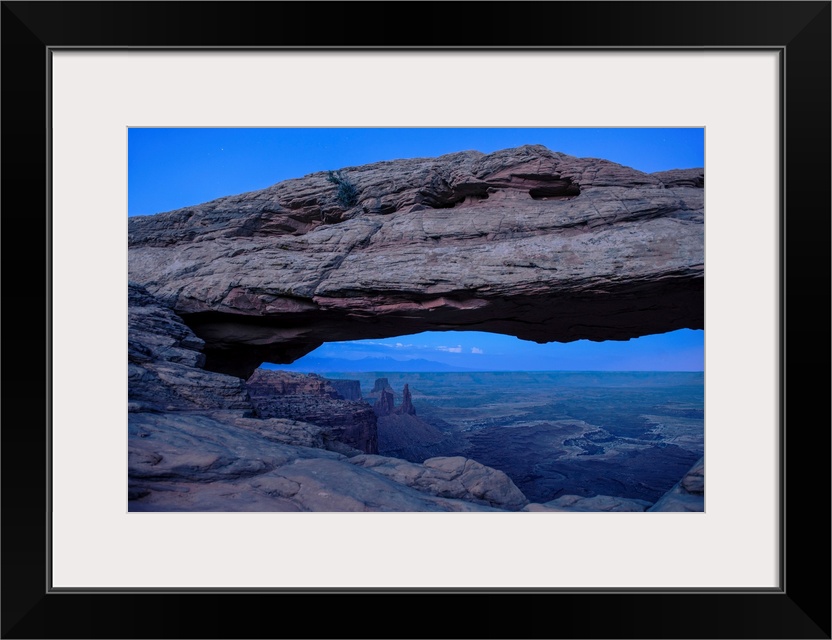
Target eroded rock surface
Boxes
[128,145,704,378]
[398,384,416,416]
[524,495,653,512]
[350,454,528,510]
[128,282,251,412]
[366,378,394,406]
[128,284,522,510]
[246,369,378,454]
[369,379,470,462]
[327,378,362,401]
[129,412,501,512]
[373,388,396,418]
[246,369,339,398]
[126,146,703,512]
[648,457,705,512]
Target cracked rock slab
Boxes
[350,454,529,510]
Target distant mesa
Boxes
[367,378,393,398]
[371,377,394,395]
[524,495,653,512]
[366,377,394,408]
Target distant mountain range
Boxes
[263,356,475,373]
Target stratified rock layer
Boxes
[128,145,704,378]
[246,369,339,398]
[128,283,525,511]
[126,145,704,512]
[128,282,251,412]
[129,412,501,512]
[327,378,362,401]
[246,369,378,454]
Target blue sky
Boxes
[275,329,705,372]
[129,128,704,371]
[128,127,703,217]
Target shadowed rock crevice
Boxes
[129,144,703,381]
[183,275,703,378]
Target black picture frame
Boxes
[2,2,829,638]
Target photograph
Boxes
[128,127,705,513]
[4,0,828,635]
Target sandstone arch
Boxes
[128,145,703,379]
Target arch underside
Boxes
[184,276,703,379]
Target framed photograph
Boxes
[3,2,829,638]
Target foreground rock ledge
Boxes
[129,145,703,378]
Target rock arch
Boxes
[128,145,703,379]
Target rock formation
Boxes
[350,455,528,510]
[371,378,393,394]
[127,145,704,512]
[246,369,339,398]
[129,411,505,512]
[127,283,528,511]
[372,388,396,418]
[327,378,362,401]
[370,379,416,417]
[375,411,466,464]
[397,383,416,416]
[366,378,394,405]
[366,379,469,462]
[648,457,704,511]
[128,282,251,412]
[524,495,653,512]
[128,145,704,378]
[246,369,378,455]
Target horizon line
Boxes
[268,368,705,374]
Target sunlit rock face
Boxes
[129,145,703,379]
